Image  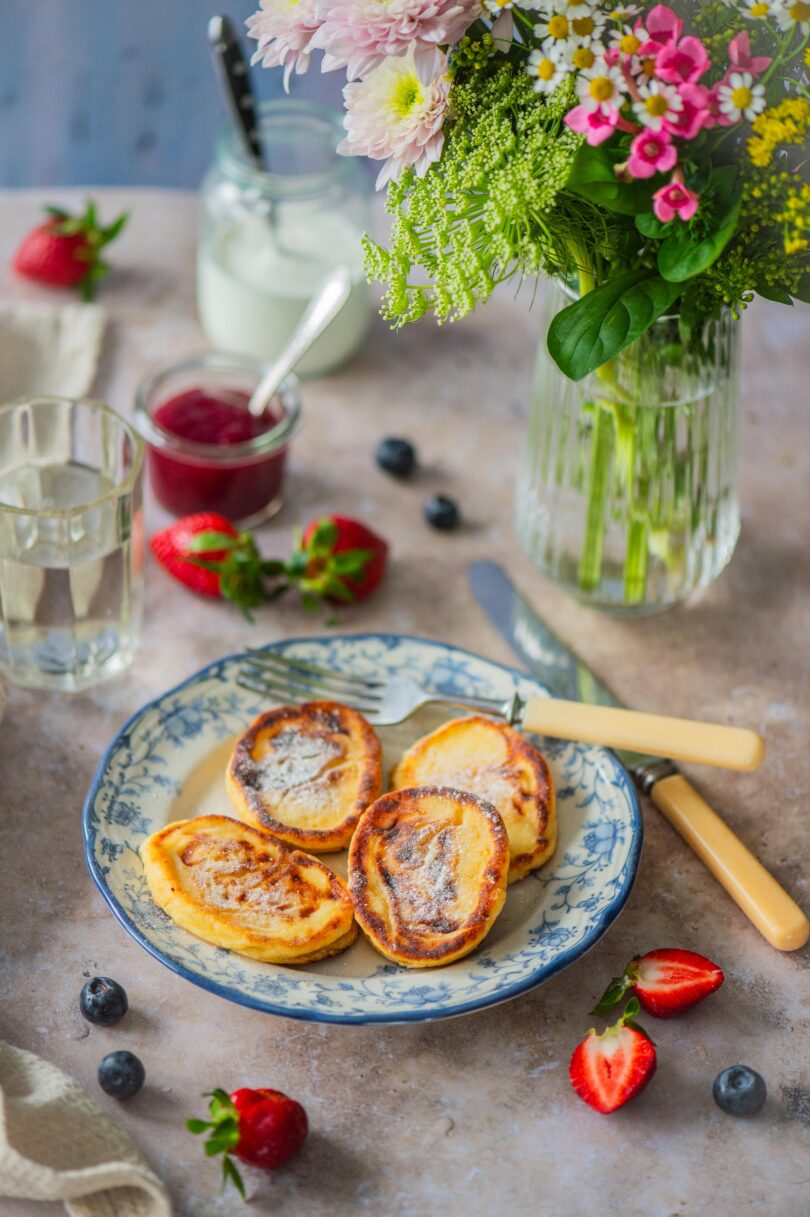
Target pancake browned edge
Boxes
[391,716,556,884]
[141,814,357,965]
[227,700,383,853]
[348,785,509,969]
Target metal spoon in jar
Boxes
[246,266,353,417]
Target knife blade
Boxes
[468,558,671,784]
[469,559,810,952]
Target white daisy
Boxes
[535,2,604,50]
[717,71,767,121]
[608,22,647,58]
[742,0,786,19]
[608,4,641,18]
[632,78,684,130]
[776,0,810,33]
[527,46,569,92]
[576,57,627,112]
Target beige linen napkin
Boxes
[0,301,105,400]
[0,1041,171,1217]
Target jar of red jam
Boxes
[135,353,300,526]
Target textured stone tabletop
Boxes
[0,190,808,1217]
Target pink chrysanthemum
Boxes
[312,0,481,81]
[246,0,322,91]
[338,47,450,188]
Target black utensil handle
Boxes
[208,14,264,167]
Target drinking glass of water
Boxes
[0,397,144,691]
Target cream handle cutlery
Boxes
[650,774,809,951]
[520,698,765,772]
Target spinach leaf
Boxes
[657,174,742,282]
[566,145,656,216]
[547,271,682,380]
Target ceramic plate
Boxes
[83,634,641,1024]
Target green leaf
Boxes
[101,211,130,244]
[206,1089,235,1120]
[260,559,287,576]
[221,1154,246,1199]
[757,283,794,305]
[656,171,739,284]
[792,272,810,304]
[307,518,338,556]
[185,1118,211,1135]
[285,550,309,578]
[301,591,322,614]
[635,212,669,239]
[186,531,239,554]
[331,549,373,577]
[547,271,682,381]
[590,972,632,1016]
[566,144,656,216]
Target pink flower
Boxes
[627,130,677,178]
[727,31,772,76]
[312,0,480,80]
[246,0,322,91]
[664,83,711,139]
[565,104,620,145]
[653,179,699,222]
[641,4,683,48]
[656,36,711,84]
[339,47,450,188]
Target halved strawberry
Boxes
[569,998,656,1114]
[592,948,724,1019]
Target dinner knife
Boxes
[469,559,810,952]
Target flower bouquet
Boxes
[248,0,810,611]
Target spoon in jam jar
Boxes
[247,266,353,417]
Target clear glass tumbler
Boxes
[0,397,144,691]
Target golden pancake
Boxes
[391,716,556,883]
[140,814,357,964]
[226,700,382,852]
[348,786,509,968]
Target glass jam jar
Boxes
[135,353,300,527]
[197,99,371,378]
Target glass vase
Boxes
[515,281,741,614]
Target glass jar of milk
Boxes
[198,100,371,377]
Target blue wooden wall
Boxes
[0,0,344,188]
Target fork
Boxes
[237,649,765,773]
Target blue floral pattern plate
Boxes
[83,634,641,1024]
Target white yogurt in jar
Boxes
[197,209,370,378]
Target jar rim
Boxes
[215,99,356,200]
[134,352,301,462]
[0,396,143,517]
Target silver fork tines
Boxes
[236,647,518,728]
[238,650,383,711]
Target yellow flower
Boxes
[747,98,810,167]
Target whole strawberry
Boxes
[187,1086,308,1196]
[150,512,388,618]
[149,512,267,615]
[13,200,129,300]
[297,515,388,607]
[591,948,724,1019]
[569,998,656,1114]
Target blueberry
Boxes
[424,494,460,531]
[98,1050,145,1100]
[375,437,416,478]
[713,1066,767,1116]
[80,976,128,1026]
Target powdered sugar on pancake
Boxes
[249,727,343,797]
